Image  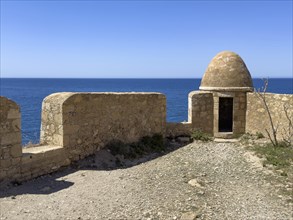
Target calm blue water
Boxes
[1,78,292,145]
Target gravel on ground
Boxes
[0,141,292,220]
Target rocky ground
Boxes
[0,140,292,220]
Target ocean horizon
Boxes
[1,78,292,145]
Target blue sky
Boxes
[1,1,292,78]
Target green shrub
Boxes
[253,142,293,169]
[256,132,265,139]
[106,134,165,159]
[107,140,130,156]
[191,130,212,142]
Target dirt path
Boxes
[0,142,292,220]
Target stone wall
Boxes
[0,96,22,183]
[21,146,70,181]
[246,92,293,140]
[188,91,214,134]
[1,93,166,185]
[1,91,292,186]
[40,93,72,146]
[41,92,166,161]
[232,92,247,135]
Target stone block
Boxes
[20,164,32,174]
[240,97,246,102]
[0,170,7,180]
[0,122,10,133]
[64,125,79,135]
[1,148,10,160]
[240,103,246,110]
[21,154,34,166]
[10,144,22,158]
[0,159,11,168]
[0,132,21,145]
[11,119,21,131]
[19,173,32,182]
[31,172,42,179]
[6,167,20,177]
[11,157,21,166]
[52,134,63,145]
[7,109,20,119]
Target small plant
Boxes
[107,140,130,156]
[106,134,165,159]
[239,133,253,145]
[253,142,293,170]
[241,133,253,140]
[256,132,265,139]
[191,130,212,142]
[140,133,165,152]
[280,172,288,177]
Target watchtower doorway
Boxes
[218,97,233,132]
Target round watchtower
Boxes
[189,51,253,138]
[199,51,253,92]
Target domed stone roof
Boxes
[199,51,253,91]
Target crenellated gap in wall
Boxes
[0,93,168,185]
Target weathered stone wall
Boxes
[1,91,292,186]
[188,91,214,134]
[246,92,293,140]
[0,96,22,183]
[1,93,166,185]
[40,93,73,146]
[0,97,71,185]
[232,92,247,135]
[41,92,166,161]
[21,146,70,181]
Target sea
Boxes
[0,78,292,145]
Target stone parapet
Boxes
[1,90,291,186]
[41,92,167,161]
[21,145,70,181]
[1,93,167,186]
[188,91,214,134]
[40,92,73,146]
[0,96,22,184]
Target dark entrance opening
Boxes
[218,97,233,132]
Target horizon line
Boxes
[1,77,293,80]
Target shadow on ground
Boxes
[0,169,75,198]
[75,137,190,171]
[0,137,190,198]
